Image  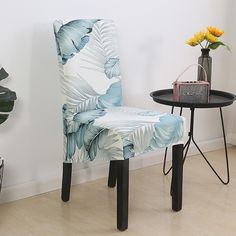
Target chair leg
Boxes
[61,162,72,202]
[117,159,129,231]
[172,144,184,211]
[108,160,117,188]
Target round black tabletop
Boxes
[150,89,236,108]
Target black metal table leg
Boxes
[190,107,229,184]
[163,147,172,175]
[182,107,195,162]
[170,108,192,196]
[165,107,230,185]
[219,107,230,184]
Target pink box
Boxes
[173,81,210,103]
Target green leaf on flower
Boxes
[208,41,231,51]
[225,45,231,52]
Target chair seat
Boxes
[64,105,184,162]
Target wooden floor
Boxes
[0,147,236,236]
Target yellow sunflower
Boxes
[205,32,218,43]
[207,26,224,37]
[194,30,205,43]
[186,26,229,51]
[186,37,199,46]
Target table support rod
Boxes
[163,107,230,185]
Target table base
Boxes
[163,106,230,185]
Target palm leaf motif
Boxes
[137,111,161,116]
[75,123,89,149]
[72,122,123,161]
[92,107,183,157]
[93,106,161,140]
[64,109,107,161]
[84,126,123,161]
[123,139,134,159]
[66,133,76,159]
[73,109,106,125]
[149,114,184,149]
[62,74,100,110]
[128,123,156,154]
[93,117,158,155]
[54,19,99,64]
[104,58,120,79]
[97,81,122,108]
[93,119,141,137]
[79,20,121,79]
[107,121,155,155]
[63,106,106,134]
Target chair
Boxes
[53,19,184,231]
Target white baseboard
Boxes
[0,137,225,204]
[227,133,236,145]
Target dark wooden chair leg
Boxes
[108,160,117,188]
[172,144,183,211]
[61,162,72,202]
[117,159,129,231]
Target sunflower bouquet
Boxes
[186,26,230,51]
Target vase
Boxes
[197,48,212,89]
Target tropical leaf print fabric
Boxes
[54,19,185,162]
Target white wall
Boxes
[0,0,233,202]
[224,1,236,144]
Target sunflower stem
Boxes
[199,42,204,48]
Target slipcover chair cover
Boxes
[53,19,184,231]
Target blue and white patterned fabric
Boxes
[53,19,185,163]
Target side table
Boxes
[150,89,236,185]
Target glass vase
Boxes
[197,48,212,89]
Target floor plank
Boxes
[0,147,236,236]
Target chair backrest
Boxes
[53,19,123,114]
